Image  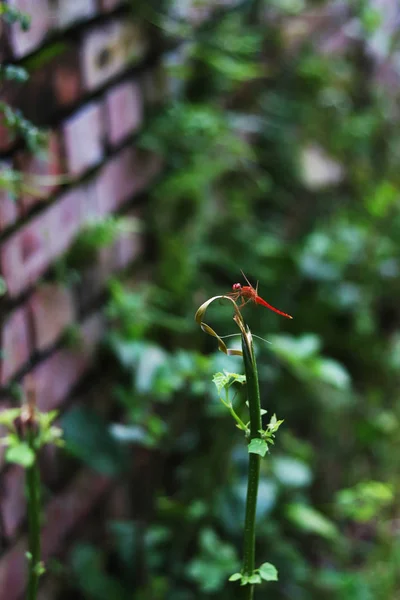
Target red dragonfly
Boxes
[228,272,293,319]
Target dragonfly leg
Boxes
[238,297,251,309]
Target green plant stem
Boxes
[241,326,262,599]
[26,431,41,600]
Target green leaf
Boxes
[6,443,35,467]
[229,573,242,581]
[248,573,262,584]
[248,438,268,457]
[213,371,246,394]
[186,528,239,593]
[0,408,20,426]
[365,181,398,217]
[268,414,284,433]
[313,358,351,389]
[336,481,394,522]
[259,562,278,582]
[285,503,339,539]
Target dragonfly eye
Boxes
[232,283,241,291]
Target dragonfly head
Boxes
[232,283,242,291]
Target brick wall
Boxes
[0,1,165,596]
[1,0,394,597]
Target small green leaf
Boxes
[229,573,242,581]
[6,443,35,467]
[240,575,250,586]
[248,438,268,457]
[248,573,262,584]
[0,408,20,426]
[268,414,284,433]
[259,562,278,582]
[213,371,246,393]
[34,561,46,576]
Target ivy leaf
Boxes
[259,562,278,582]
[248,438,268,457]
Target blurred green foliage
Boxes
[60,0,400,599]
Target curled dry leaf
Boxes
[195,294,245,356]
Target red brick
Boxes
[30,349,85,412]
[15,132,63,214]
[28,283,75,352]
[15,45,82,125]
[94,146,137,214]
[94,148,161,217]
[29,310,103,411]
[41,470,110,558]
[80,179,101,225]
[1,212,51,297]
[45,187,82,257]
[0,466,26,539]
[105,80,143,146]
[81,20,147,91]
[53,0,97,29]
[63,102,104,177]
[1,187,84,297]
[8,0,52,58]
[0,307,31,384]
[0,539,27,600]
[0,471,111,600]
